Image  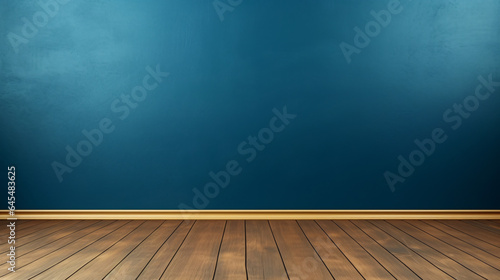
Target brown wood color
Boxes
[2,220,499,279]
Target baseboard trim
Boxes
[3,210,500,220]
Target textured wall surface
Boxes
[1,0,499,209]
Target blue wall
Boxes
[1,0,499,210]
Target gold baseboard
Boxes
[2,210,500,220]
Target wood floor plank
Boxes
[1,220,44,252]
[411,220,500,270]
[270,220,333,280]
[316,220,394,279]
[335,220,420,279]
[160,220,226,280]
[1,221,129,280]
[0,220,41,239]
[0,219,27,226]
[18,220,63,235]
[423,220,500,258]
[3,221,127,280]
[370,220,483,280]
[104,220,182,280]
[3,219,499,279]
[137,220,195,280]
[466,220,500,235]
[4,220,63,242]
[1,220,99,261]
[390,220,499,279]
[213,220,247,280]
[64,221,164,280]
[297,220,363,280]
[246,220,288,280]
[1,220,81,254]
[440,220,500,247]
[0,220,114,278]
[16,221,99,254]
[485,220,500,228]
[1,220,38,233]
[30,221,143,280]
[483,220,500,229]
[352,220,453,280]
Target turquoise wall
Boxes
[1,0,499,209]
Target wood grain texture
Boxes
[104,220,182,280]
[246,220,288,280]
[0,220,102,273]
[423,220,500,258]
[1,220,81,254]
[4,220,499,280]
[269,220,333,280]
[6,220,98,257]
[32,221,144,280]
[0,220,113,277]
[3,220,63,243]
[297,220,363,280]
[409,220,500,270]
[2,221,129,280]
[335,220,420,279]
[213,220,247,280]
[352,220,454,280]
[370,220,483,280]
[467,220,500,235]
[137,220,195,279]
[0,219,36,245]
[160,220,225,280]
[317,220,395,279]
[66,221,164,280]
[389,220,499,279]
[440,220,500,247]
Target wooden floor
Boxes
[1,220,499,279]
